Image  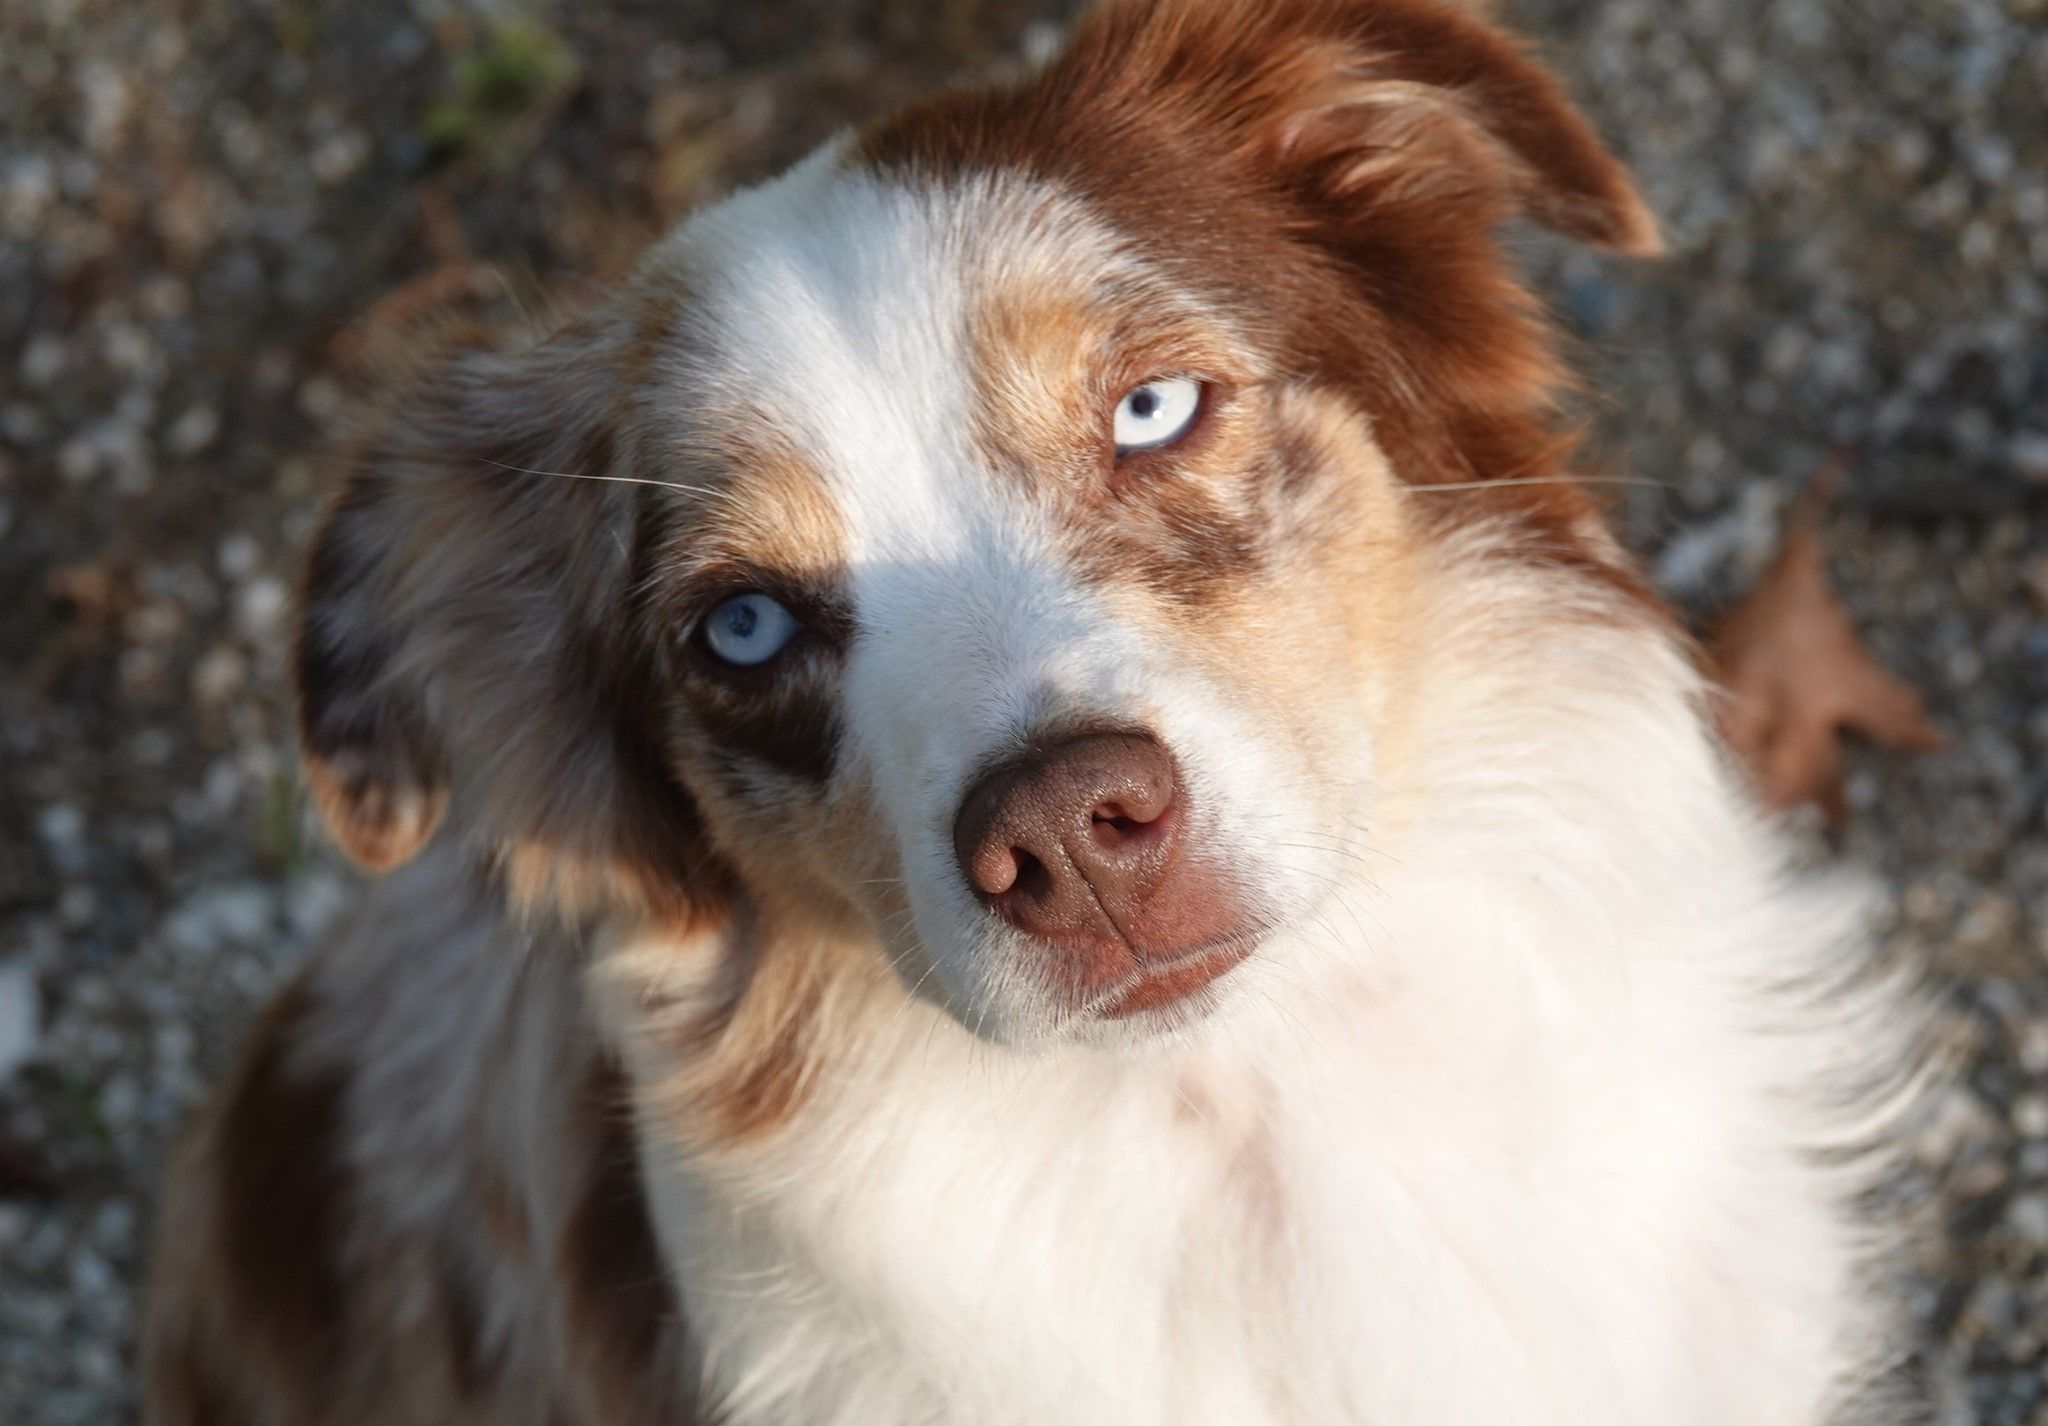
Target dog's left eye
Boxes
[703,593,802,666]
[1112,377,1202,455]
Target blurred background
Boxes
[1,0,2044,1421]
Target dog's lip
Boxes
[1089,930,1262,1020]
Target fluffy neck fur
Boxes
[591,535,1916,1426]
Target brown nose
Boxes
[953,732,1256,1013]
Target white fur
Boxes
[592,156,1918,1426]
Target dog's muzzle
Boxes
[951,731,1258,1016]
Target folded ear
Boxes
[1065,0,1659,254]
[295,323,711,918]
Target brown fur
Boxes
[866,0,1661,595]
[145,855,703,1426]
[146,982,345,1426]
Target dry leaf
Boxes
[1707,461,1942,824]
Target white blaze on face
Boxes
[665,150,1340,1035]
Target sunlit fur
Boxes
[146,3,1927,1424]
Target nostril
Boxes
[1091,796,1149,828]
[1089,793,1175,848]
[1092,810,1146,844]
[1008,849,1052,904]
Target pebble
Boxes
[19,332,67,386]
[2012,432,2048,482]
[234,576,289,641]
[2009,1193,2048,1245]
[163,405,219,457]
[0,958,42,1082]
[2012,1094,2048,1141]
[161,883,279,959]
[190,644,247,709]
[34,803,89,874]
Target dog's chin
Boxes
[940,932,1266,1052]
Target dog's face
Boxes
[295,0,1658,1046]
[632,160,1401,1041]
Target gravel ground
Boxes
[2,0,2044,1421]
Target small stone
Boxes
[2012,433,2048,483]
[236,576,289,640]
[92,1199,136,1250]
[2017,1023,2048,1076]
[165,405,220,457]
[1961,1276,2022,1338]
[217,531,260,580]
[162,883,277,958]
[296,375,344,424]
[57,884,96,929]
[123,598,183,647]
[310,129,370,186]
[0,957,41,1081]
[56,434,102,484]
[77,59,133,153]
[2024,556,2048,611]
[35,802,87,871]
[153,1022,195,1071]
[1955,893,2021,955]
[3,402,46,443]
[1916,1083,2008,1164]
[287,872,353,942]
[19,331,66,386]
[191,644,247,709]
[1888,129,1933,177]
[1902,879,1953,927]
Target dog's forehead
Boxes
[657,148,1148,561]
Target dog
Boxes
[143,1,1927,1422]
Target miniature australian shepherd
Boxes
[144,1,1928,1422]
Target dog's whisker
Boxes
[1404,475,1674,493]
[480,456,722,500]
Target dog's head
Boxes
[296,0,1658,1044]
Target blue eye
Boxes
[1113,377,1203,454]
[703,593,802,666]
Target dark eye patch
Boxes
[684,649,843,786]
[650,559,852,789]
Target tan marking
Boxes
[303,750,448,871]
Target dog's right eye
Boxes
[1112,376,1203,455]
[702,593,803,667]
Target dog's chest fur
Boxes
[597,636,1894,1426]
[612,933,1858,1426]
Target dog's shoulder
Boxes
[143,853,702,1426]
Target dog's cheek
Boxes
[669,734,898,935]
[1141,393,1427,808]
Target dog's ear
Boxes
[1061,0,1659,254]
[295,322,711,919]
